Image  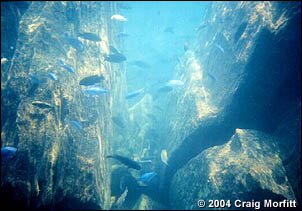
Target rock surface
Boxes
[161,2,301,204]
[1,2,121,210]
[170,129,296,209]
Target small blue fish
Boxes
[59,60,76,73]
[139,172,157,184]
[69,120,83,131]
[84,87,108,96]
[125,88,144,100]
[62,64,75,73]
[1,146,17,162]
[29,73,40,85]
[214,44,225,53]
[48,72,58,81]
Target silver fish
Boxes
[161,149,168,165]
[115,187,128,208]
[1,58,8,65]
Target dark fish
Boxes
[195,23,207,31]
[64,36,84,51]
[29,73,40,86]
[158,86,173,93]
[109,45,120,54]
[125,88,144,100]
[207,72,217,82]
[79,75,105,86]
[116,32,129,38]
[106,155,141,170]
[164,27,174,34]
[1,146,17,162]
[130,60,151,69]
[78,32,102,42]
[112,116,125,128]
[32,101,54,109]
[105,53,126,63]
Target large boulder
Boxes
[170,129,296,210]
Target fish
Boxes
[64,36,84,51]
[78,32,102,42]
[116,32,129,38]
[59,60,76,73]
[112,116,125,128]
[29,73,40,85]
[104,53,126,63]
[118,2,132,10]
[1,146,17,162]
[84,87,108,96]
[214,43,225,53]
[125,88,144,100]
[195,23,207,31]
[109,45,120,54]
[137,159,153,164]
[161,149,168,165]
[69,120,83,131]
[164,27,174,34]
[111,14,127,22]
[157,86,173,93]
[207,72,217,82]
[129,60,151,69]
[79,75,105,86]
[114,187,128,208]
[139,172,157,184]
[1,58,8,65]
[32,101,54,109]
[165,80,184,87]
[106,155,141,170]
[48,72,58,81]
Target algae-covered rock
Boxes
[1,1,118,210]
[170,129,296,209]
[133,194,167,210]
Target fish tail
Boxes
[106,155,114,159]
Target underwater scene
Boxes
[1,1,301,210]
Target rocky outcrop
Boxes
[161,2,301,204]
[1,2,122,210]
[273,102,301,205]
[170,129,296,209]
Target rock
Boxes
[1,2,118,210]
[133,194,168,210]
[161,2,301,203]
[273,102,301,205]
[170,129,296,210]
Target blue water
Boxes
[1,1,301,210]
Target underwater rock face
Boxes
[273,102,301,205]
[133,194,167,210]
[162,1,301,204]
[1,1,118,210]
[170,129,296,210]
